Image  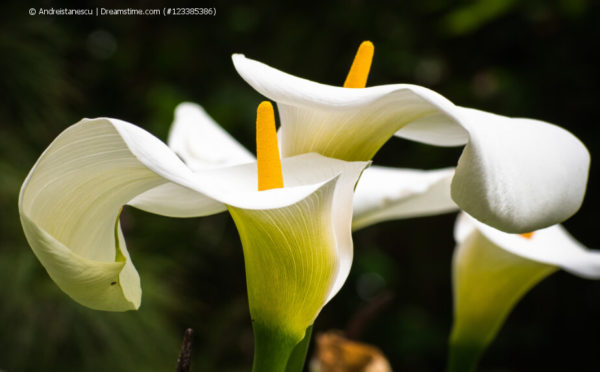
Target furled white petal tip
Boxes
[19,117,221,311]
[451,108,590,233]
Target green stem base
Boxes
[252,322,301,372]
[285,325,313,372]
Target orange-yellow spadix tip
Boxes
[520,232,535,239]
[256,101,284,191]
[343,40,374,88]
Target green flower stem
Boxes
[252,321,301,372]
[285,325,313,372]
[447,342,482,372]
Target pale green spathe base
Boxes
[228,178,338,339]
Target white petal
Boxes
[456,212,600,278]
[394,111,471,147]
[128,182,226,218]
[19,118,177,310]
[352,166,458,230]
[451,107,590,233]
[321,159,370,301]
[167,102,255,170]
[233,55,590,232]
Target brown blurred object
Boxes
[310,331,392,372]
[175,328,193,372]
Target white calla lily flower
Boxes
[231,44,590,233]
[449,212,600,371]
[18,114,368,352]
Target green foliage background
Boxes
[1,0,599,371]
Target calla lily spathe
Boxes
[231,53,590,233]
[18,114,369,350]
[449,212,600,371]
[160,102,459,230]
[352,166,456,230]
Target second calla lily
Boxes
[232,42,590,234]
[449,212,600,372]
[19,103,369,371]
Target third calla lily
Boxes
[449,212,600,371]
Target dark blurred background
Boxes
[1,0,599,371]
